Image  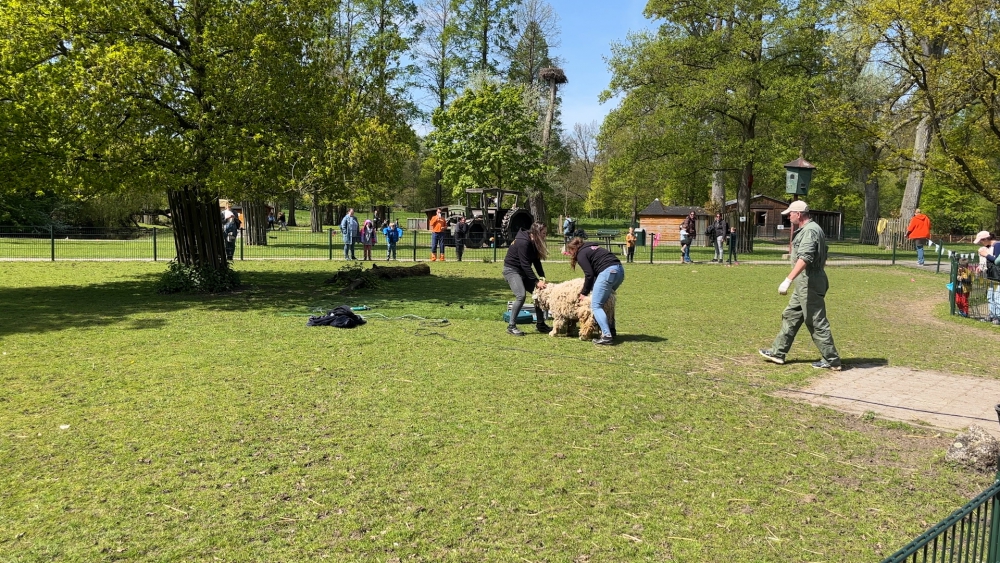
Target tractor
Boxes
[423,188,534,248]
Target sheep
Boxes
[532,277,616,340]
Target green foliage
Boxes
[323,261,384,291]
[428,77,549,196]
[156,260,241,294]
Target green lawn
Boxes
[1,261,997,561]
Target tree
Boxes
[428,77,548,203]
[605,0,832,250]
[454,0,521,76]
[507,0,559,87]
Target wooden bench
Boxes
[594,229,624,254]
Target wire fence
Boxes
[0,223,963,267]
[948,253,1000,323]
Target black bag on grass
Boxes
[307,305,367,328]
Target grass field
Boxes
[2,261,999,561]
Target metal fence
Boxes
[0,225,950,266]
[880,474,1000,563]
[948,253,1000,323]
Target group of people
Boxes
[503,222,624,345]
[953,229,1000,322]
[339,208,404,261]
[678,210,740,264]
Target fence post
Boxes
[935,241,944,274]
[50,225,55,262]
[949,254,957,316]
[239,229,244,261]
[413,230,417,261]
[989,492,1000,563]
[649,232,654,263]
[891,237,897,265]
[152,228,157,262]
[493,239,498,262]
[328,228,333,260]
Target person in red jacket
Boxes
[907,208,932,266]
[429,208,448,261]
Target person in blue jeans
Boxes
[566,237,625,345]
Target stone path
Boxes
[775,365,1000,437]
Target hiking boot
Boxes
[430,253,437,261]
[812,359,842,371]
[507,325,525,336]
[536,323,552,333]
[758,349,785,365]
[438,255,445,262]
[592,334,614,346]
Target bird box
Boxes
[784,157,816,196]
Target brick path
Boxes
[775,365,1000,437]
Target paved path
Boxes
[775,365,1000,437]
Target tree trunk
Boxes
[711,143,725,210]
[241,200,269,246]
[323,203,335,227]
[287,194,297,227]
[168,187,228,269]
[310,188,323,233]
[736,161,754,253]
[900,114,933,221]
[860,161,880,245]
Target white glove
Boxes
[778,278,792,295]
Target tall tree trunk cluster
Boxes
[168,188,228,269]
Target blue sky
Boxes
[546,0,657,129]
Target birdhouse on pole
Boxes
[784,157,816,197]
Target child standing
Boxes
[727,227,739,265]
[360,219,378,261]
[625,227,637,263]
[956,257,972,317]
[382,221,403,260]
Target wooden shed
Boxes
[723,195,843,240]
[637,199,710,245]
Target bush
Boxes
[156,260,241,294]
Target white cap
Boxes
[781,200,809,215]
[974,230,992,244]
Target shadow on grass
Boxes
[0,267,510,337]
[784,358,888,370]
[615,334,668,343]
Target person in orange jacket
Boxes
[429,208,448,261]
[906,208,932,266]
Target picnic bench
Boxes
[594,229,625,254]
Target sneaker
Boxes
[758,349,785,365]
[507,325,525,336]
[536,323,552,333]
[593,335,614,346]
[812,359,842,371]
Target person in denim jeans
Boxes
[566,237,625,345]
[975,231,1000,323]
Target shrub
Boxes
[156,260,241,294]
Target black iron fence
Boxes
[0,225,955,267]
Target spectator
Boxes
[267,211,275,231]
[727,226,739,265]
[383,221,403,260]
[339,208,359,260]
[222,207,239,261]
[975,231,1000,323]
[708,212,729,263]
[276,211,287,231]
[454,216,469,261]
[680,210,696,263]
[563,216,576,243]
[503,223,551,336]
[956,257,971,317]
[360,219,377,261]
[566,237,625,346]
[429,208,447,261]
[759,200,842,370]
[624,227,637,263]
[907,208,932,266]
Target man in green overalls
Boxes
[759,200,842,370]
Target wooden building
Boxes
[637,199,710,245]
[723,195,843,240]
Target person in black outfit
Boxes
[454,216,469,261]
[566,237,625,345]
[502,222,551,336]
